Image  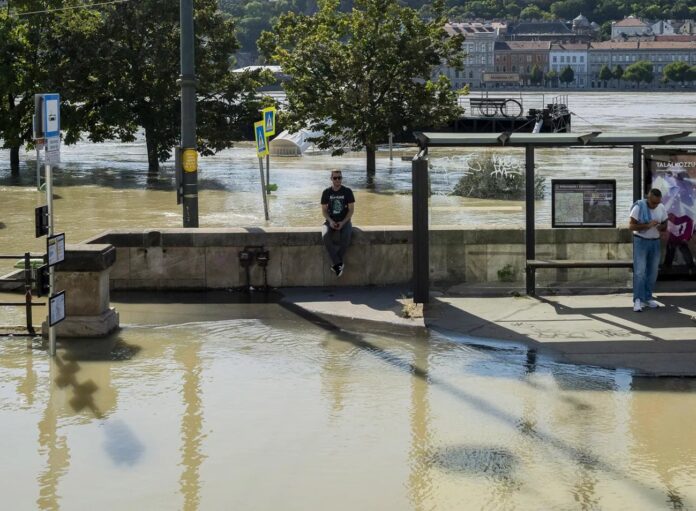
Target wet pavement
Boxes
[279,282,696,376]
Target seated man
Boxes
[321,170,355,277]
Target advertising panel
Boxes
[645,149,696,277]
[552,179,616,228]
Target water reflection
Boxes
[2,301,696,509]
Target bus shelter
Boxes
[411,131,696,302]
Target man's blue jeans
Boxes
[322,220,352,266]
[633,236,661,302]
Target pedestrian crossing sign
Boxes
[254,121,268,158]
[262,107,276,137]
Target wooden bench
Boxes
[526,259,633,295]
[527,259,633,270]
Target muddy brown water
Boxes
[1,294,696,509]
[2,92,696,508]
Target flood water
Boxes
[1,91,696,273]
[2,92,696,509]
[1,295,696,509]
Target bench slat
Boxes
[527,259,633,269]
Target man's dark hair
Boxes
[649,188,662,198]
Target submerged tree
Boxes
[72,0,271,174]
[259,0,465,179]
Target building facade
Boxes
[549,43,589,87]
[441,22,498,89]
[494,41,550,85]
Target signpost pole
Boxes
[266,154,270,195]
[36,146,41,190]
[258,158,269,221]
[389,132,393,161]
[45,162,56,356]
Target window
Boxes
[561,56,565,63]
[572,56,576,63]
[469,71,473,79]
[527,55,532,63]
[512,65,516,72]
[553,56,557,62]
[580,56,584,62]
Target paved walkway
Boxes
[280,282,696,376]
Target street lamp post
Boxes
[180,0,198,227]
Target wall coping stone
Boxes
[56,244,116,272]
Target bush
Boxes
[451,153,544,200]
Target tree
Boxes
[559,65,575,87]
[519,4,549,19]
[612,64,624,87]
[663,61,691,86]
[545,70,558,87]
[530,64,544,86]
[598,64,613,87]
[259,0,464,178]
[72,0,271,174]
[623,60,653,88]
[550,0,587,20]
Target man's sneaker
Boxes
[331,263,341,276]
[633,299,643,312]
[646,299,660,308]
[337,263,344,278]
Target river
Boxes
[1,91,695,272]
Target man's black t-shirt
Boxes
[321,185,355,222]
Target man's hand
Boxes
[332,220,341,230]
[649,220,659,227]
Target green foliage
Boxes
[612,64,624,81]
[545,69,558,87]
[497,264,518,283]
[623,60,654,87]
[530,64,544,86]
[259,0,465,173]
[559,65,575,86]
[598,64,613,84]
[451,153,545,201]
[663,61,692,84]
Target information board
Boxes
[552,180,616,228]
[47,233,65,266]
[49,291,66,326]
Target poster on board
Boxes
[644,149,696,277]
[552,180,616,228]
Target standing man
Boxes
[629,188,668,312]
[321,170,355,277]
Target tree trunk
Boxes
[145,128,160,175]
[366,144,376,182]
[10,146,20,176]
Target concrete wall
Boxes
[84,227,634,290]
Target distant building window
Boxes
[469,71,473,78]
[580,56,584,62]
[561,56,565,63]
[572,56,576,63]
[553,56,557,62]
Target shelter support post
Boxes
[633,144,642,202]
[525,145,536,296]
[412,157,429,303]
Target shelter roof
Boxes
[414,131,696,148]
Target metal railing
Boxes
[0,253,45,336]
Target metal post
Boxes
[633,144,642,202]
[24,252,34,335]
[180,0,198,227]
[46,163,56,355]
[389,132,393,161]
[258,158,269,221]
[412,156,429,303]
[36,146,41,190]
[525,145,536,296]
[266,154,270,194]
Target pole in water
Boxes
[46,163,56,356]
[258,157,269,220]
[266,154,270,194]
[389,132,393,161]
[36,147,41,190]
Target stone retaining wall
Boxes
[83,227,634,290]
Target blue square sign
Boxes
[43,94,60,138]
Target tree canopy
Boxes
[259,0,465,176]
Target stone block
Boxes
[429,244,448,282]
[43,308,119,338]
[55,271,110,316]
[129,247,205,280]
[332,242,371,286]
[465,245,487,283]
[486,244,525,283]
[205,247,242,288]
[281,246,326,286]
[444,243,467,281]
[110,247,130,280]
[369,244,412,284]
